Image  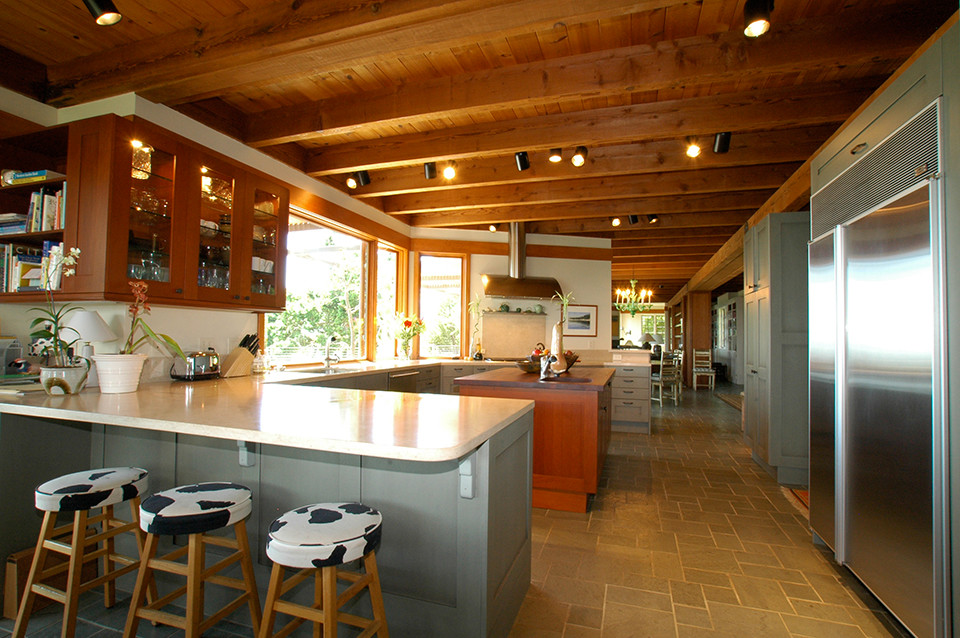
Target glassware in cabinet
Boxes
[197,163,235,294]
[126,137,174,287]
[247,178,287,305]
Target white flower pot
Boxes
[92,354,148,394]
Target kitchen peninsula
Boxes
[0,374,534,637]
[457,367,614,513]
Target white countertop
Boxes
[0,373,533,463]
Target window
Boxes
[376,246,399,357]
[417,254,464,358]
[266,212,368,365]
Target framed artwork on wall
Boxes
[563,304,598,337]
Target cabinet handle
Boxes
[175,288,183,294]
[244,296,250,300]
[751,369,758,374]
[233,295,241,300]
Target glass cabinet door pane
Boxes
[128,141,173,283]
[198,166,234,291]
[251,188,279,297]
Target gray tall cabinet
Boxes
[742,211,809,485]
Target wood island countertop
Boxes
[0,373,533,463]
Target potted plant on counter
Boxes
[30,246,88,395]
[93,280,186,393]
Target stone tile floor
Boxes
[0,385,909,638]
[508,385,910,638]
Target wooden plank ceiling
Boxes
[0,0,954,302]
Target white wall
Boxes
[0,300,256,383]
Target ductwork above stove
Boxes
[482,222,563,300]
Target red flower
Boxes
[403,320,413,328]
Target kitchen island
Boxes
[0,375,534,637]
[456,366,614,513]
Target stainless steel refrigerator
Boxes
[809,101,947,638]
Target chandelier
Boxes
[614,279,653,316]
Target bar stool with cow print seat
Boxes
[13,467,151,638]
[260,502,388,638]
[123,482,261,638]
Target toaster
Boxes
[170,349,221,381]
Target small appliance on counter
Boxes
[170,348,221,381]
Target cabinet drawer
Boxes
[612,376,650,390]
[613,386,648,400]
[417,366,440,381]
[612,402,649,422]
[418,379,440,393]
[615,366,649,378]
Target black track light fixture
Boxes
[647,214,659,224]
[571,146,588,167]
[549,148,563,163]
[744,0,773,37]
[82,0,122,25]
[713,132,731,154]
[424,162,437,179]
[346,170,370,189]
[515,151,530,171]
[628,215,640,225]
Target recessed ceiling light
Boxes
[443,162,457,180]
[611,217,621,227]
[744,0,773,37]
[571,146,588,167]
[549,148,562,163]
[685,139,702,158]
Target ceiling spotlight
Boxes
[549,148,563,163]
[488,224,499,233]
[744,0,773,37]
[628,215,639,225]
[611,217,621,227]
[442,162,457,180]
[515,151,530,171]
[346,170,370,189]
[685,138,702,158]
[713,132,731,154]
[571,146,588,167]
[647,214,659,224]
[83,0,122,25]
[424,162,437,179]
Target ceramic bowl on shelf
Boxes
[526,352,579,371]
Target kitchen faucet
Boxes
[324,335,340,371]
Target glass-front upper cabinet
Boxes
[197,160,236,300]
[246,174,288,306]
[122,124,183,298]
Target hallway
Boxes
[509,387,908,638]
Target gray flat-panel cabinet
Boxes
[742,211,809,485]
[306,371,388,390]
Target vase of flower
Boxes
[39,360,90,395]
[30,246,89,396]
[396,314,425,359]
[93,281,185,393]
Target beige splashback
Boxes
[480,312,548,359]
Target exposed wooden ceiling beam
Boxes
[613,237,730,249]
[244,5,931,147]
[379,164,798,214]
[305,80,876,175]
[0,45,45,102]
[528,215,750,234]
[46,0,666,107]
[568,226,744,239]
[613,245,721,258]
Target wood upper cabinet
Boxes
[62,114,287,310]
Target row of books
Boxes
[0,183,66,235]
[0,241,64,293]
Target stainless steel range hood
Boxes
[482,222,562,300]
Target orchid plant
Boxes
[30,246,82,368]
[119,280,186,359]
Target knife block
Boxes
[221,347,254,377]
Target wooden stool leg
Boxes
[123,533,158,638]
[365,551,389,637]
[127,498,158,605]
[12,511,57,638]
[258,563,285,638]
[103,504,116,608]
[314,569,322,638]
[61,509,89,638]
[185,533,204,638]
[234,520,262,634]
[322,565,338,638]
